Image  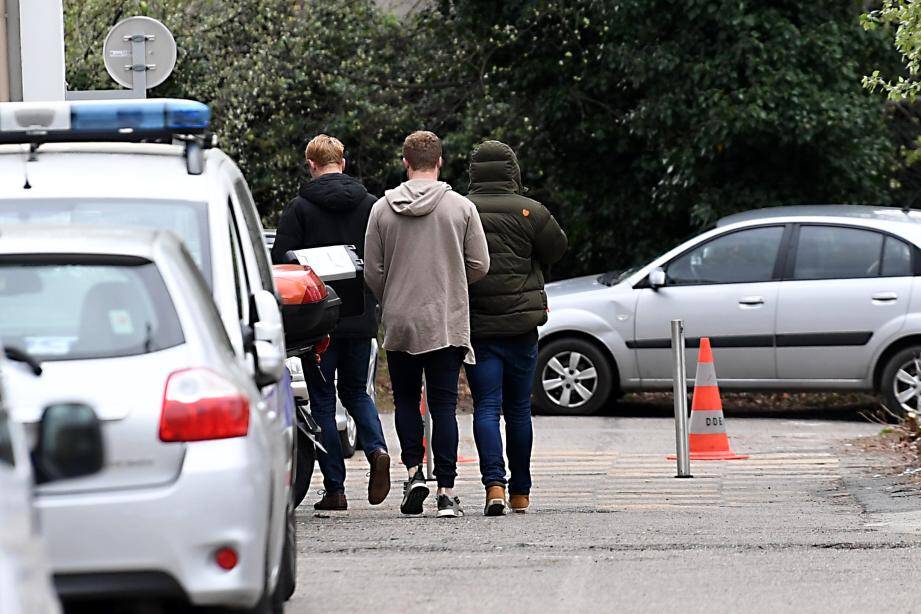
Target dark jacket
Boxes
[271,173,379,338]
[466,141,568,339]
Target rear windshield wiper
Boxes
[4,346,42,376]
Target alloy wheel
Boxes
[541,350,598,409]
[346,414,358,449]
[893,354,921,414]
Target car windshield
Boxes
[0,198,211,286]
[0,258,184,362]
[598,267,640,286]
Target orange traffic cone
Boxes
[685,338,748,461]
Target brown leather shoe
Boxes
[368,449,391,505]
[509,494,529,513]
[313,492,347,512]
[484,483,507,516]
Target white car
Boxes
[0,99,295,611]
[0,226,292,612]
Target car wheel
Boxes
[275,495,297,604]
[339,415,357,459]
[881,345,921,417]
[292,429,314,508]
[534,337,613,415]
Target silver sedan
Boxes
[1,225,293,611]
[537,206,921,415]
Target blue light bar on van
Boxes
[0,99,210,141]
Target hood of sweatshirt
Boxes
[384,179,452,217]
[299,173,371,211]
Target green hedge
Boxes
[65,0,899,278]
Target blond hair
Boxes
[402,131,442,171]
[305,134,345,167]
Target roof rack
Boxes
[0,99,212,175]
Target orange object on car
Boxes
[272,264,327,305]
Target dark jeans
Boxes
[387,347,464,488]
[464,338,538,495]
[304,337,387,495]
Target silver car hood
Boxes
[545,274,607,299]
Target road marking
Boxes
[325,449,846,512]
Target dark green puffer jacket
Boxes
[466,141,568,338]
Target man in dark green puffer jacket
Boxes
[465,140,568,516]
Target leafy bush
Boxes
[64,0,898,276]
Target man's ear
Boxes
[436,156,443,170]
[338,159,347,173]
[307,159,318,175]
[402,158,411,171]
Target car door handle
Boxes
[738,296,765,306]
[872,292,898,303]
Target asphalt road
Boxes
[289,409,921,614]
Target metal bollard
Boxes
[671,320,692,478]
[422,379,435,481]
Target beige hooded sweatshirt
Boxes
[364,179,490,363]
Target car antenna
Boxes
[21,143,39,189]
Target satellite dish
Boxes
[103,16,177,90]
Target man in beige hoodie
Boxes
[364,131,489,518]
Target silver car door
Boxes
[633,225,786,385]
[226,175,289,582]
[775,225,913,380]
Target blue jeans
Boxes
[387,347,464,488]
[304,337,388,495]
[464,338,538,495]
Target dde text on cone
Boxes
[669,337,748,461]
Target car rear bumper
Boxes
[39,438,270,608]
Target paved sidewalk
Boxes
[290,414,921,613]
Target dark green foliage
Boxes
[64,0,897,277]
[434,0,898,273]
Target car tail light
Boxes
[159,368,249,442]
[215,546,238,571]
[315,335,331,355]
[272,264,328,305]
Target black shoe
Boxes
[437,494,464,518]
[400,467,429,515]
[313,491,347,512]
[368,449,391,505]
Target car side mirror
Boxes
[253,339,284,387]
[32,403,104,485]
[648,267,667,290]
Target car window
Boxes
[666,226,784,285]
[0,258,184,361]
[232,179,274,292]
[793,226,885,280]
[228,204,252,323]
[0,199,212,287]
[174,243,236,354]
[882,236,913,277]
